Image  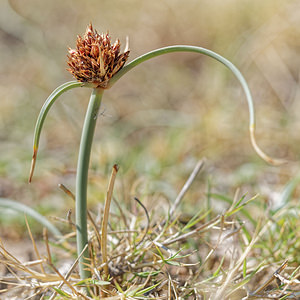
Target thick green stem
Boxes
[76,88,104,279]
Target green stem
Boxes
[111,46,253,119]
[111,46,253,120]
[109,45,283,165]
[76,87,104,279]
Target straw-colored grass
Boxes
[1,160,299,299]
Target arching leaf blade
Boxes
[29,81,92,182]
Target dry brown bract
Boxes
[67,24,130,88]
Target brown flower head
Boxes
[67,24,130,88]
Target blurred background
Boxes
[1,0,300,238]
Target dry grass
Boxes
[1,161,300,299]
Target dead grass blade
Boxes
[250,259,288,296]
[101,164,119,279]
[162,215,220,246]
[134,197,150,247]
[59,183,102,248]
[169,159,205,216]
[48,244,89,300]
[24,215,45,275]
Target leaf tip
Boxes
[250,127,287,166]
[28,148,38,183]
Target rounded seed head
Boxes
[67,24,130,88]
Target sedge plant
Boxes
[28,24,283,281]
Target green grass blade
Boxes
[243,258,247,278]
[209,193,256,225]
[29,81,92,182]
[225,194,258,217]
[135,270,161,278]
[213,256,225,277]
[134,281,161,296]
[232,194,247,210]
[0,198,62,237]
[75,278,110,286]
[182,210,210,231]
[52,287,71,298]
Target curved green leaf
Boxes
[0,198,62,237]
[109,45,284,165]
[29,81,93,182]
